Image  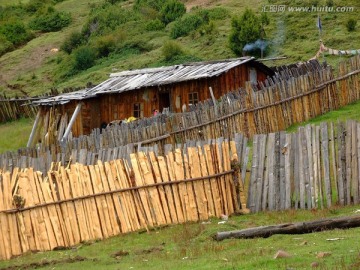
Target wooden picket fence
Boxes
[0,98,37,122]
[247,120,360,212]
[0,140,243,260]
[85,56,360,149]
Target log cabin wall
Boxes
[169,64,268,113]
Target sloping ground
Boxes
[0,0,359,97]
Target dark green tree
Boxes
[228,8,262,56]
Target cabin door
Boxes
[159,92,170,113]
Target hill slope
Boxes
[0,0,359,97]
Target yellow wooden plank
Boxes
[96,161,121,235]
[157,156,178,224]
[166,152,185,223]
[78,165,103,239]
[187,147,208,220]
[148,153,171,224]
[137,152,166,226]
[198,146,216,217]
[130,153,155,227]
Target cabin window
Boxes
[249,68,257,83]
[188,92,199,105]
[133,103,144,118]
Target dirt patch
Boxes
[0,255,88,270]
[110,250,130,259]
[134,244,165,255]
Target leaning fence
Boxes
[0,140,243,260]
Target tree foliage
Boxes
[346,18,357,32]
[228,8,262,56]
[29,9,71,32]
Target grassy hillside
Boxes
[0,0,359,97]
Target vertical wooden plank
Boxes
[157,156,179,224]
[267,133,276,211]
[321,123,332,208]
[345,121,352,205]
[338,122,346,205]
[247,135,258,212]
[137,152,167,226]
[166,152,185,223]
[351,121,359,204]
[188,147,209,220]
[255,134,266,213]
[130,153,155,226]
[200,144,216,216]
[222,141,236,214]
[173,149,192,222]
[279,131,286,210]
[330,122,338,203]
[315,125,323,209]
[148,153,172,224]
[284,133,292,210]
[298,129,305,209]
[203,144,222,217]
[305,125,315,208]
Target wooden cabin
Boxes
[30,57,274,144]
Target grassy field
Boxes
[0,205,359,269]
[0,117,33,153]
[0,0,359,96]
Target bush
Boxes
[94,35,116,57]
[73,46,97,71]
[326,0,334,6]
[61,31,85,54]
[83,4,139,36]
[160,0,186,25]
[161,40,184,61]
[0,22,33,46]
[29,10,71,32]
[145,19,165,31]
[346,18,357,32]
[0,35,14,56]
[229,8,262,56]
[207,7,229,20]
[170,11,209,39]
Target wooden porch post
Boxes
[60,102,82,145]
[26,108,42,148]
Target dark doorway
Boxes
[159,92,170,113]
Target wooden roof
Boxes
[34,57,271,106]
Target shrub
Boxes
[61,31,85,54]
[170,11,208,39]
[346,18,357,32]
[29,10,71,32]
[145,19,165,31]
[0,35,14,56]
[229,8,262,56]
[83,4,139,36]
[73,46,97,71]
[207,7,229,20]
[161,40,184,61]
[160,0,186,25]
[0,21,33,46]
[94,35,116,57]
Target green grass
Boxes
[1,0,359,96]
[287,99,360,132]
[0,117,33,153]
[0,205,359,269]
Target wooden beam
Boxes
[26,108,42,148]
[209,87,218,116]
[214,215,360,241]
[60,103,82,144]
